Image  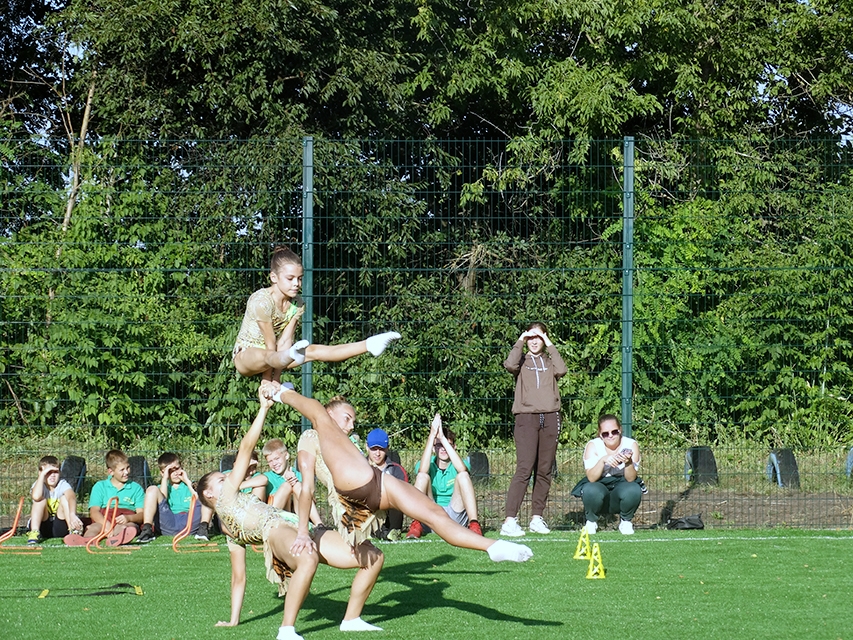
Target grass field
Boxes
[1,530,851,640]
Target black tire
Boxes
[467,451,490,481]
[128,456,152,489]
[684,446,719,485]
[767,448,800,489]
[60,455,88,493]
[220,453,236,473]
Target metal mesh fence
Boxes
[1,446,851,531]
[2,136,852,528]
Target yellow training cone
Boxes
[573,529,591,560]
[586,542,605,579]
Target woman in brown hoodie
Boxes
[500,322,567,537]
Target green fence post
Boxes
[621,136,635,438]
[301,136,314,430]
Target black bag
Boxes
[666,514,704,530]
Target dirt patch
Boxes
[473,484,853,530]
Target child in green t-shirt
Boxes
[138,452,213,543]
[64,449,144,547]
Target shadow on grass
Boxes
[0,583,142,598]
[298,552,562,633]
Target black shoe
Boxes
[137,524,156,543]
[194,521,209,541]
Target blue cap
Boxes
[366,428,389,449]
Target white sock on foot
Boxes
[276,626,304,640]
[340,617,383,631]
[365,331,401,356]
[487,539,533,562]
[272,381,296,404]
[287,339,310,365]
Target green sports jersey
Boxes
[264,470,286,495]
[166,482,194,514]
[88,478,145,511]
[414,456,471,508]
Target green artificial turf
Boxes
[1,530,851,639]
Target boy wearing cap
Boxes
[365,429,407,540]
[407,413,482,539]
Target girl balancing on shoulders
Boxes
[232,246,400,394]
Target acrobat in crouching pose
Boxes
[232,246,400,392]
[197,384,384,640]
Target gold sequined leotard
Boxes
[297,429,382,545]
[217,490,300,545]
[216,483,308,594]
[233,288,301,356]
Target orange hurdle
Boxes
[86,497,134,555]
[0,497,41,555]
[172,496,218,554]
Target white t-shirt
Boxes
[583,437,640,477]
[31,478,73,516]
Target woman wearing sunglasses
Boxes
[571,414,642,535]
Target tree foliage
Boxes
[5,135,851,449]
[2,1,852,449]
[4,0,849,140]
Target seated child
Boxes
[261,439,299,508]
[27,455,84,544]
[407,414,483,538]
[365,429,407,541]
[225,451,266,498]
[261,438,323,523]
[137,453,213,543]
[63,449,144,547]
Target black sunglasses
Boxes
[600,429,621,438]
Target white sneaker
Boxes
[340,617,383,631]
[500,517,525,537]
[583,520,598,535]
[529,516,551,534]
[366,331,401,356]
[619,519,635,535]
[276,626,304,640]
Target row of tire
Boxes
[685,446,853,489]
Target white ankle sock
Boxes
[340,617,383,631]
[487,539,534,562]
[276,626,304,640]
[365,331,401,356]
[272,381,295,404]
[287,339,310,365]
